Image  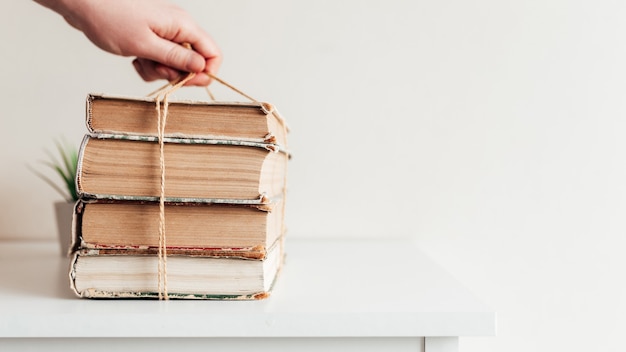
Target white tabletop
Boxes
[0,237,495,338]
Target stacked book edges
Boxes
[69,93,290,300]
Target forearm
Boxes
[33,0,221,86]
[34,0,85,22]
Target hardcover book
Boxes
[73,198,284,260]
[70,89,290,300]
[76,135,288,202]
[70,237,284,300]
[86,93,288,146]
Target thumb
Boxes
[141,37,206,73]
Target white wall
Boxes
[1,0,625,351]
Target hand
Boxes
[35,0,222,86]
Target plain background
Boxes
[1,0,625,350]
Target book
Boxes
[71,90,290,301]
[76,134,288,202]
[72,198,284,260]
[70,237,284,300]
[86,94,288,146]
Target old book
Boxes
[86,94,288,146]
[76,134,288,202]
[72,198,285,260]
[71,89,290,300]
[70,237,284,300]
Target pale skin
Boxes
[34,0,222,86]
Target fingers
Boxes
[175,30,222,76]
[153,16,222,75]
[204,55,223,78]
[134,35,221,86]
[138,20,222,74]
[132,58,212,86]
[133,58,179,82]
[139,37,206,73]
[129,7,222,86]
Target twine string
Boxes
[150,66,288,300]
[153,72,196,300]
[205,73,258,103]
[204,72,290,252]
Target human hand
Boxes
[35,0,221,86]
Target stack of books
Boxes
[69,93,289,300]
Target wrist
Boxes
[34,0,94,30]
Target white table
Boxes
[0,238,495,351]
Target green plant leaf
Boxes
[26,164,70,201]
[30,137,79,202]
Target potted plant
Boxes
[29,139,78,257]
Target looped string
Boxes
[148,67,288,300]
[201,74,290,254]
[205,73,290,269]
[205,73,258,103]
[151,72,196,300]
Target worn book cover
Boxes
[70,91,290,300]
[75,134,288,203]
[69,237,285,300]
[71,198,285,260]
[86,93,288,147]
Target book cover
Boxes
[70,89,290,300]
